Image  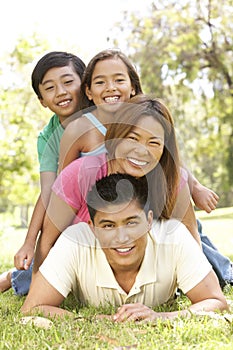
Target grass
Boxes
[0,207,233,349]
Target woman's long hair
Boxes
[105,95,180,220]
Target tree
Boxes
[0,35,51,225]
[112,0,233,206]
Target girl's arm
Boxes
[172,183,201,246]
[58,117,91,173]
[58,124,81,173]
[14,172,56,270]
[187,171,219,213]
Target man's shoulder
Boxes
[60,222,96,248]
[151,219,190,244]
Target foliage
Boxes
[0,34,51,213]
[0,1,233,212]
[112,0,233,207]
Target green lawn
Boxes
[0,208,233,349]
[196,206,233,260]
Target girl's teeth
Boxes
[105,96,119,103]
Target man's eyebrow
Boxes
[97,219,116,225]
[97,215,141,225]
[41,73,74,85]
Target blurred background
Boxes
[0,0,232,235]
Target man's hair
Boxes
[31,51,86,99]
[86,173,149,222]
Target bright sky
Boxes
[1,0,152,62]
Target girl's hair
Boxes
[105,94,180,220]
[31,51,86,99]
[78,49,143,110]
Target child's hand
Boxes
[192,184,219,213]
[14,243,34,270]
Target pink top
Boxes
[52,153,108,224]
[52,152,188,224]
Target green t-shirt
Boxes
[37,114,64,173]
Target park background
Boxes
[0,1,232,348]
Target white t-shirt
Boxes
[40,219,212,307]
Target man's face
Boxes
[90,200,153,273]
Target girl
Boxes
[58,49,142,172]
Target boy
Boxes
[0,51,85,294]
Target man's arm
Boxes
[21,271,73,318]
[112,270,228,322]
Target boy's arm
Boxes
[187,171,219,213]
[14,172,56,270]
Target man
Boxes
[21,174,228,321]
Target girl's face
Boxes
[85,57,135,115]
[114,116,165,177]
[39,65,81,123]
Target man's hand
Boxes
[112,303,171,322]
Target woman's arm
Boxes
[32,191,76,274]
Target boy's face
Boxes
[38,64,81,122]
[90,200,153,273]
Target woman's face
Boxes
[114,116,165,177]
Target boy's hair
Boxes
[86,173,149,222]
[79,49,143,110]
[31,51,86,99]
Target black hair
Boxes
[31,51,86,99]
[86,173,149,221]
[78,49,143,110]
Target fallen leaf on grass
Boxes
[20,316,53,329]
[224,314,233,323]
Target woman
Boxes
[33,94,199,273]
